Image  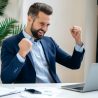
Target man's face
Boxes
[30,12,51,39]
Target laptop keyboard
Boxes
[73,86,83,90]
[61,83,85,91]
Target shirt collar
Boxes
[23,30,34,42]
[22,30,41,43]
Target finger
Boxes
[73,25,81,29]
[73,26,81,29]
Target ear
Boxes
[28,15,33,22]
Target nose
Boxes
[41,26,48,32]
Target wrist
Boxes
[76,42,83,47]
[18,50,27,58]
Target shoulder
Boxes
[42,36,59,48]
[42,36,55,42]
[1,32,23,50]
[2,35,18,45]
[2,31,23,46]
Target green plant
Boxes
[0,0,22,45]
[0,18,22,44]
[0,0,8,16]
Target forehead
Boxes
[36,12,51,23]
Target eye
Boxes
[40,22,44,26]
[47,24,50,27]
[40,22,50,27]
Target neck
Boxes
[25,26,32,37]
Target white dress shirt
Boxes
[17,31,84,83]
[17,31,54,83]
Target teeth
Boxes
[39,31,43,35]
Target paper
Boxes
[36,87,63,97]
[0,86,65,98]
[0,86,20,97]
[16,87,63,98]
[20,92,51,98]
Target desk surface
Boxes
[0,83,98,98]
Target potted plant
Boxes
[0,18,22,45]
[0,0,22,45]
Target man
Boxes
[1,2,85,83]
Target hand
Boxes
[18,38,32,58]
[70,26,83,46]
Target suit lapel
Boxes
[27,52,34,65]
[40,39,51,66]
[14,32,24,53]
[17,31,25,42]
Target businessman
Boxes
[1,2,85,83]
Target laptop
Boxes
[61,63,98,93]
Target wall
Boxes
[84,0,97,78]
[22,0,97,82]
[0,0,23,21]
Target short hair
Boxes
[28,2,53,16]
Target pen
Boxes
[0,91,21,97]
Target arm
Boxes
[55,26,85,69]
[1,40,24,83]
[55,44,85,69]
[49,26,85,69]
[1,38,32,83]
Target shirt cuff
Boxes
[17,53,25,63]
[75,44,84,53]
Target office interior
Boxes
[0,0,97,83]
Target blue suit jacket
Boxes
[1,32,85,83]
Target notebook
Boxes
[61,63,98,92]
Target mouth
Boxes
[38,31,44,36]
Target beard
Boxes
[31,27,46,40]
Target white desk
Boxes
[0,83,98,98]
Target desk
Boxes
[0,83,98,98]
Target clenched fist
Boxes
[18,38,32,58]
[70,26,83,46]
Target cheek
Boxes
[33,22,41,30]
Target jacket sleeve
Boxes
[50,37,85,69]
[1,40,24,83]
